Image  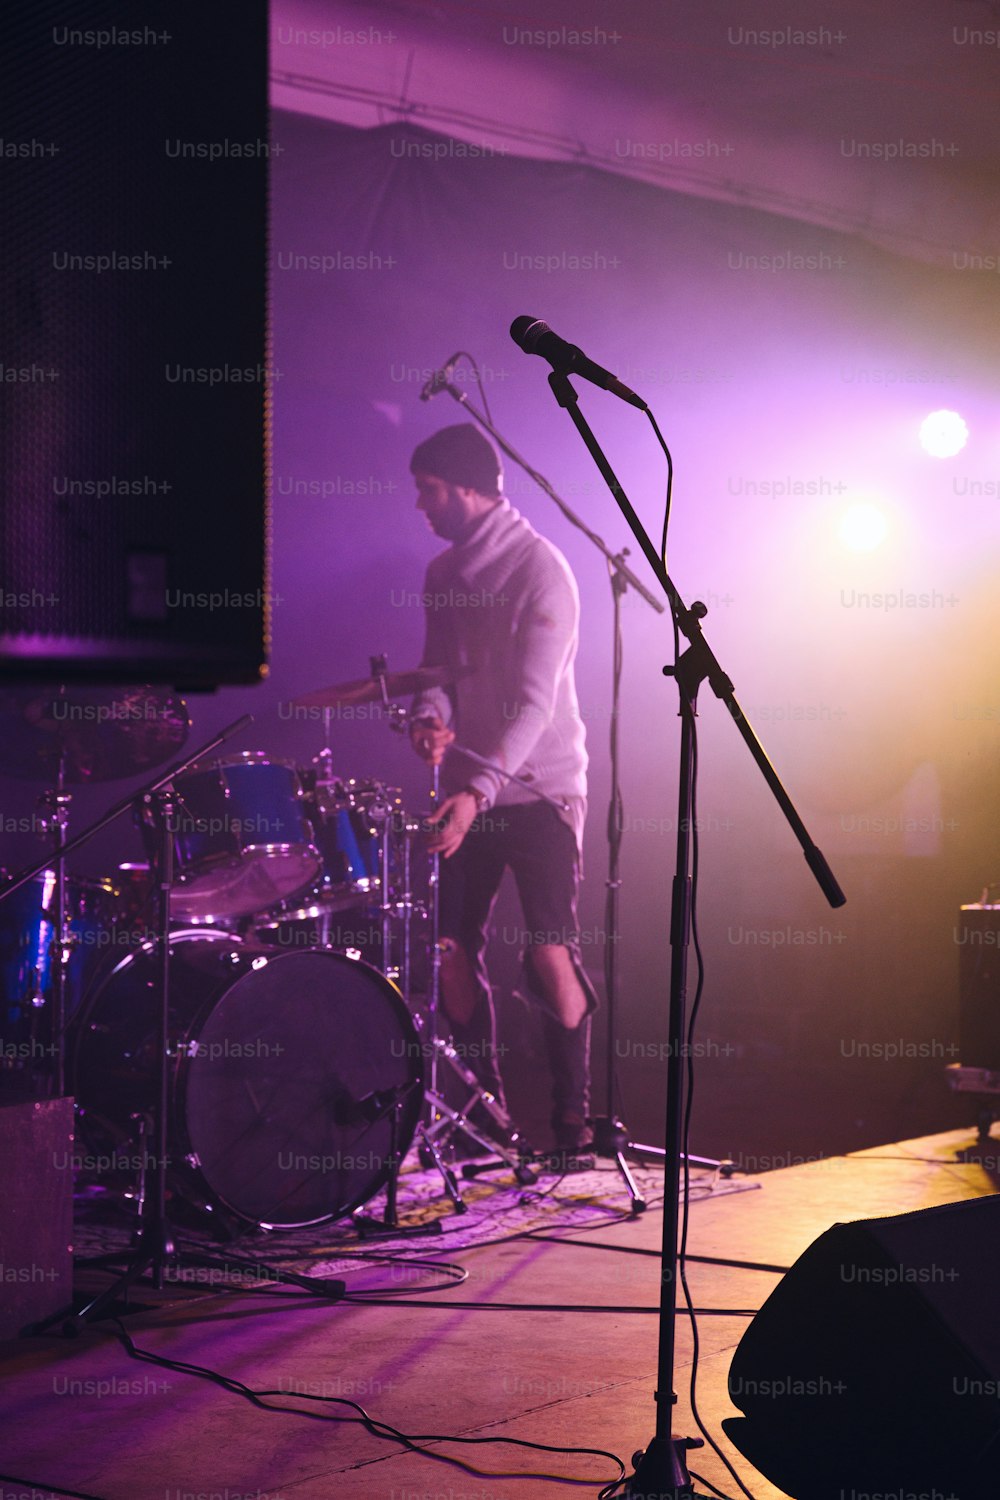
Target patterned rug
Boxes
[72,1154,760,1288]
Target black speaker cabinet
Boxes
[959,905,1000,1068]
[0,1,269,686]
[724,1195,1000,1498]
[0,1094,74,1336]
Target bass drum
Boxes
[71,931,424,1229]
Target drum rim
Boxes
[177,751,303,777]
[252,890,380,928]
[74,924,243,1015]
[168,843,324,920]
[171,841,321,871]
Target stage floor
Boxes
[1,1127,996,1500]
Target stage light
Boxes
[837,500,889,552]
[919,409,968,457]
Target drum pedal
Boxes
[458,1150,539,1186]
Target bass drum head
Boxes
[181,949,424,1228]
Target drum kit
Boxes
[0,667,535,1243]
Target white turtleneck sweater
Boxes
[413,498,587,850]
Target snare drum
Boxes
[167,752,321,921]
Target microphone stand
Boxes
[528,364,844,1498]
[429,377,720,1208]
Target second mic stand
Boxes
[430,376,729,1206]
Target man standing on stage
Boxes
[408,422,597,1159]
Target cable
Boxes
[110,1320,626,1490]
[523,1234,789,1276]
[690,1466,741,1500]
[639,444,759,1500]
[649,407,675,591]
[338,1297,759,1314]
[452,350,494,427]
[169,1240,474,1301]
[677,719,758,1500]
[606,545,627,1123]
[648,407,679,667]
[0,1476,106,1500]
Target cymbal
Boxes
[0,685,190,783]
[294,664,468,709]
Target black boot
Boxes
[541,1011,594,1165]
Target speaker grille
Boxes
[0,0,270,684]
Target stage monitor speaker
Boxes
[958,905,1000,1068]
[0,1,270,687]
[723,1194,1000,1498]
[0,1094,74,1336]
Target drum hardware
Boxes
[0,769,78,1095]
[276,656,538,1221]
[72,935,425,1234]
[25,713,339,1333]
[351,1083,447,1236]
[144,751,322,923]
[421,1057,536,1186]
[0,865,120,1087]
[366,657,543,1202]
[0,685,190,1098]
[353,1049,536,1236]
[252,770,426,995]
[374,798,426,1006]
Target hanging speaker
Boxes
[0,0,270,686]
[724,1194,1000,1498]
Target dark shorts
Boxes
[438,800,598,1014]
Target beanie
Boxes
[409,423,502,497]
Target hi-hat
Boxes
[294,665,468,709]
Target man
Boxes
[408,422,597,1159]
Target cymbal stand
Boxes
[404,746,537,1184]
[37,758,71,1096]
[400,797,417,1009]
[371,789,420,1007]
[359,663,538,1207]
[427,759,441,1099]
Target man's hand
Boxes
[427,791,478,859]
[410,714,455,766]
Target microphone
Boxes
[509,317,647,410]
[330,1083,413,1129]
[419,351,462,402]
